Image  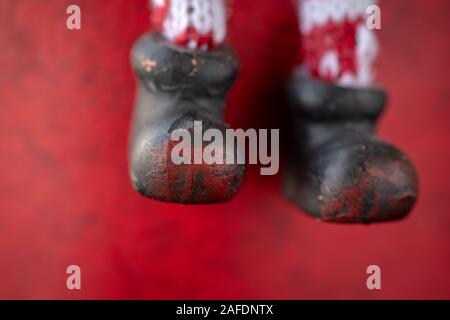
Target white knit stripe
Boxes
[354,24,378,85]
[211,0,227,44]
[319,50,340,79]
[151,0,165,7]
[299,0,376,33]
[152,0,226,48]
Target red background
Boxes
[0,0,449,299]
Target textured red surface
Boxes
[0,0,449,299]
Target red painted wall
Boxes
[0,0,449,299]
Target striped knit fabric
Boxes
[297,0,379,87]
[150,0,227,51]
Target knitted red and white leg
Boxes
[297,0,379,87]
[150,0,227,51]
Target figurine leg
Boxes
[284,0,418,222]
[129,0,245,203]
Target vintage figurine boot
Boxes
[129,33,244,203]
[284,74,419,223]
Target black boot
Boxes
[284,73,418,223]
[129,33,245,203]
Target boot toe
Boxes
[130,114,245,204]
[304,137,418,223]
